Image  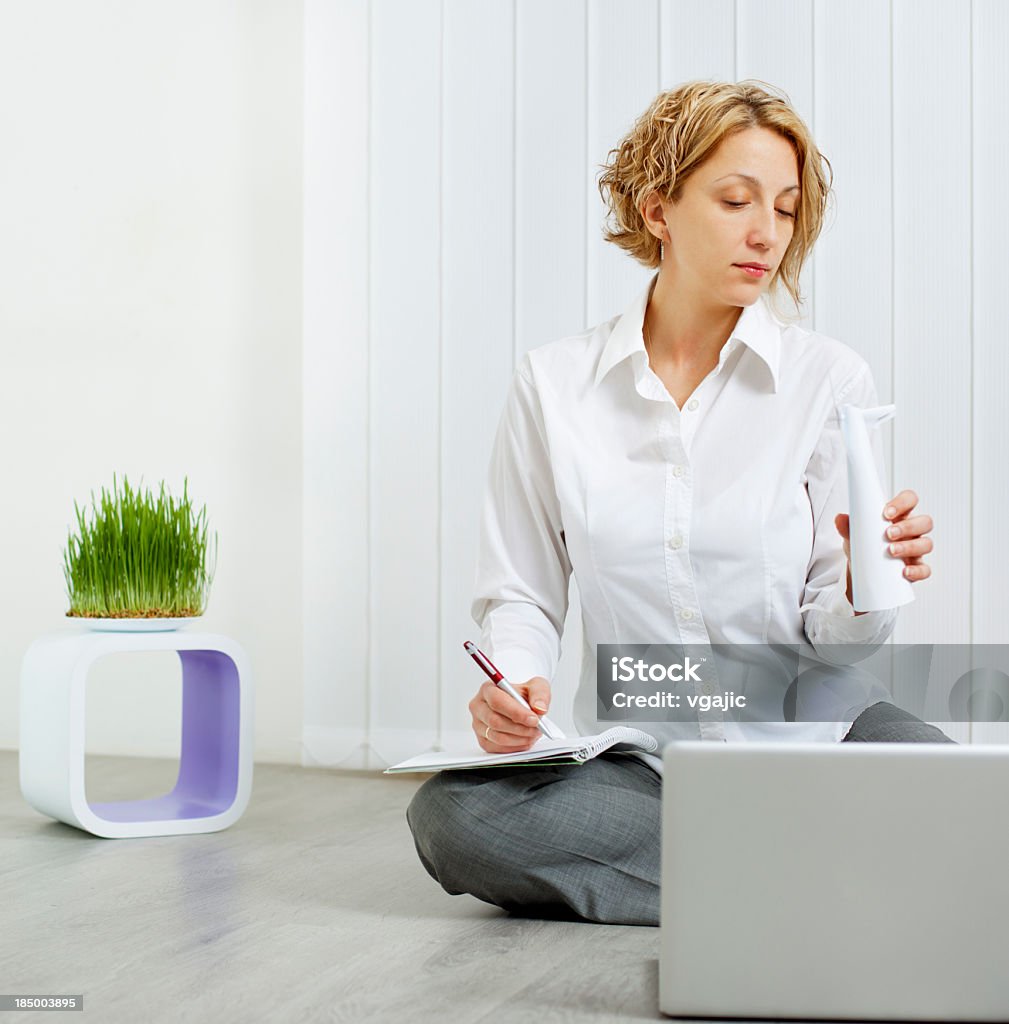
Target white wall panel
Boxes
[813,0,898,727]
[659,0,735,88]
[368,0,443,765]
[516,0,587,357]
[892,0,973,741]
[302,0,1009,767]
[970,0,1009,744]
[580,0,662,734]
[737,0,814,116]
[892,0,972,653]
[440,0,517,746]
[737,0,815,331]
[585,0,660,329]
[512,0,588,740]
[813,0,893,403]
[303,0,371,768]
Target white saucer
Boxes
[68,617,200,632]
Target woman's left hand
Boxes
[834,489,934,614]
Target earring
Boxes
[660,240,665,262]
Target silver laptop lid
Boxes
[660,740,1009,1021]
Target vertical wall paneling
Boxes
[659,0,735,88]
[580,0,660,736]
[892,0,972,643]
[813,0,894,413]
[585,0,661,329]
[736,0,815,332]
[970,0,1009,744]
[302,2,1008,766]
[736,0,814,115]
[369,0,443,766]
[893,0,972,740]
[515,0,588,358]
[439,0,517,747]
[302,0,371,767]
[813,0,897,725]
[509,0,589,740]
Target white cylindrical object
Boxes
[839,403,915,612]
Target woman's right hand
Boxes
[469,676,552,753]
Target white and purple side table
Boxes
[19,630,253,839]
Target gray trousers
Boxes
[405,701,957,927]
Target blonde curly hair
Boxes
[597,79,834,321]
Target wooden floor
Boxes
[2,751,680,1023]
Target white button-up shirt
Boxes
[472,272,899,775]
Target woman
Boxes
[406,80,947,927]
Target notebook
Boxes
[383,726,658,773]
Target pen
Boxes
[463,641,566,740]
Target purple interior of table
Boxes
[88,649,241,822]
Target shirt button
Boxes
[668,534,683,550]
[680,608,694,621]
[703,683,714,695]
[686,398,699,411]
[673,465,685,478]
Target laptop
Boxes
[660,740,1009,1021]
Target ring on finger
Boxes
[484,724,492,741]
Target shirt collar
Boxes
[593,272,782,393]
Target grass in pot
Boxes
[63,474,218,625]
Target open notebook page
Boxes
[384,727,658,773]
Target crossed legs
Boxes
[406,702,957,927]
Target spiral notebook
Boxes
[383,726,659,773]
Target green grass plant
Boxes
[63,474,218,619]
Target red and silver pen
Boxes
[463,641,565,740]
